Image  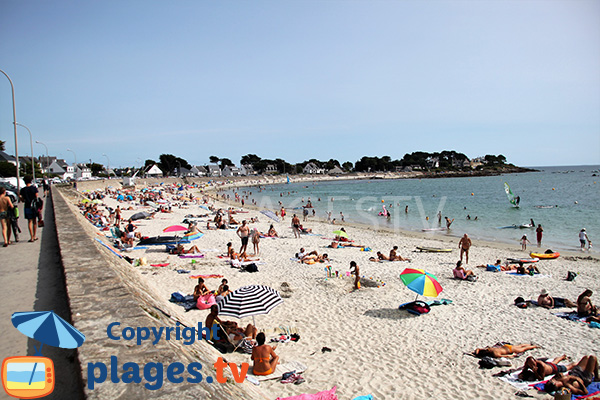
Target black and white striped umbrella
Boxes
[217,285,283,321]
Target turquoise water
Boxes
[228,165,599,252]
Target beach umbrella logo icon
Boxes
[1,311,85,399]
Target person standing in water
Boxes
[536,224,543,247]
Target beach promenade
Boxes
[0,192,84,400]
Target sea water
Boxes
[226,165,599,253]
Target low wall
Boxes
[53,187,268,399]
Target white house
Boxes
[0,151,17,165]
[240,164,256,176]
[191,165,207,177]
[264,164,278,174]
[207,165,221,177]
[303,162,325,174]
[426,157,440,169]
[222,165,241,177]
[47,160,75,180]
[75,165,92,179]
[145,164,163,178]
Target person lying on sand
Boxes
[205,305,257,341]
[172,244,202,255]
[577,289,599,317]
[389,246,410,261]
[300,251,329,263]
[544,355,599,396]
[516,265,540,275]
[252,332,279,376]
[329,241,364,249]
[537,289,576,309]
[518,355,573,381]
[473,343,539,358]
[369,251,390,262]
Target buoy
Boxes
[381,199,384,203]
[471,193,474,196]
[552,188,555,190]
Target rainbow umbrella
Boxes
[163,225,188,233]
[400,268,443,300]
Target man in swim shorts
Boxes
[458,233,472,264]
[518,355,572,381]
[237,220,250,254]
[544,355,598,396]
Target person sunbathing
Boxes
[518,355,572,381]
[368,251,389,262]
[299,225,313,234]
[301,251,329,263]
[389,246,410,261]
[453,261,476,280]
[267,225,278,237]
[577,289,598,317]
[544,355,599,396]
[516,265,540,275]
[173,244,202,255]
[193,278,210,301]
[537,289,576,309]
[229,215,239,225]
[215,285,231,303]
[473,343,539,358]
[205,305,256,341]
[252,332,279,376]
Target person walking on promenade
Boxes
[0,187,15,247]
[20,175,39,242]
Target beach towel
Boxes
[352,396,374,400]
[190,274,224,279]
[497,367,552,391]
[275,386,337,400]
[253,360,307,381]
[169,293,197,311]
[534,380,600,399]
[506,272,551,278]
[553,311,589,323]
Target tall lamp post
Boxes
[102,154,110,177]
[67,149,77,180]
[36,140,49,171]
[0,69,21,191]
[15,122,35,183]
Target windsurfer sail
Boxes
[286,176,290,184]
[504,182,519,207]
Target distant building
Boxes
[303,162,325,174]
[207,164,221,177]
[470,157,485,169]
[75,164,92,179]
[38,156,56,172]
[191,165,207,177]
[47,160,75,180]
[222,165,241,177]
[264,164,278,174]
[145,164,163,177]
[426,157,439,169]
[0,151,17,165]
[240,164,256,176]
[328,166,344,175]
[178,167,195,177]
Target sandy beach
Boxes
[85,181,599,400]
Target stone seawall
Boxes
[53,187,268,399]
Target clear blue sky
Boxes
[1,0,599,168]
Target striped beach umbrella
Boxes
[400,268,443,300]
[163,225,188,233]
[217,285,283,325]
[11,311,86,350]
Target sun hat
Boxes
[540,289,549,296]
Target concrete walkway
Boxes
[0,192,84,400]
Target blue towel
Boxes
[352,395,373,400]
[534,381,600,399]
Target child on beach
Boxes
[350,261,360,289]
[520,234,531,251]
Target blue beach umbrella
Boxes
[11,311,85,350]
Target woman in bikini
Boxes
[473,343,539,358]
[267,225,278,237]
[252,332,279,376]
[193,278,209,301]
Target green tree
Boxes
[0,140,5,151]
[86,162,105,176]
[240,154,261,166]
[342,161,354,172]
[209,155,220,164]
[0,161,16,177]
[144,159,156,169]
[219,158,234,169]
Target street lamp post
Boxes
[15,123,35,183]
[36,140,49,170]
[0,69,21,191]
[67,149,77,179]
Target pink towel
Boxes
[276,386,337,400]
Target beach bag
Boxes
[479,357,498,369]
[566,271,577,281]
[37,219,44,227]
[170,292,186,302]
[244,263,259,273]
[486,264,501,272]
[401,301,431,315]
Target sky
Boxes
[0,0,599,168]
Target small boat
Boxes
[530,252,560,259]
[416,247,452,253]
